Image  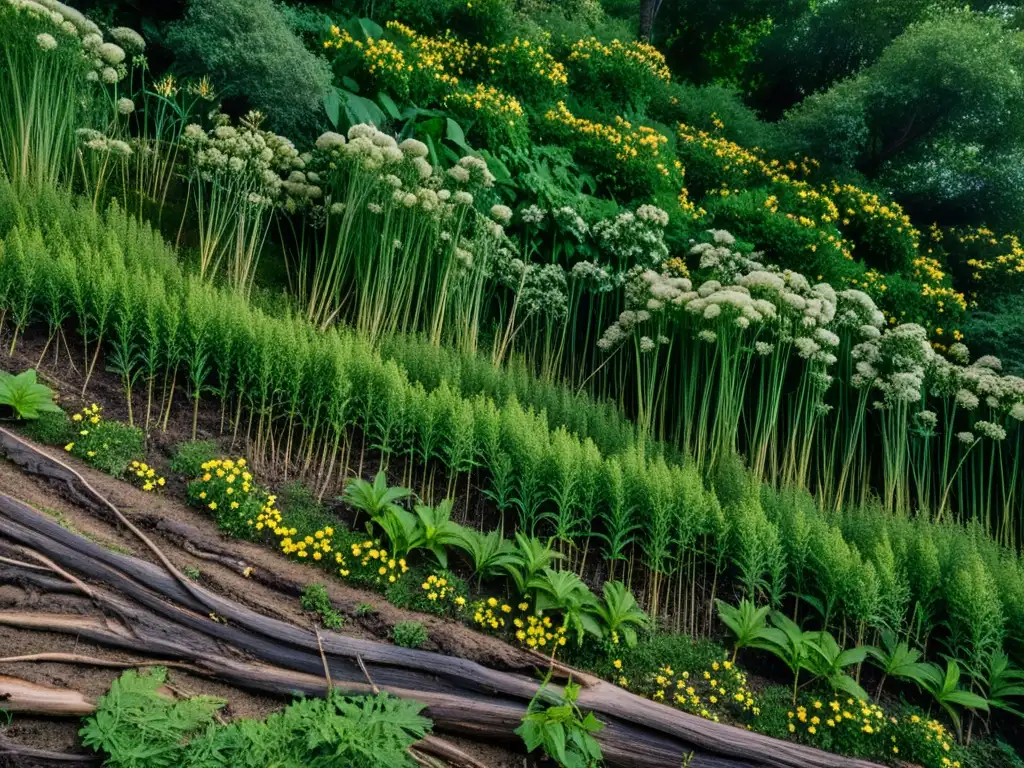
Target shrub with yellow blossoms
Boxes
[325,23,566,108]
[567,38,671,84]
[128,460,166,493]
[544,102,680,197]
[478,36,567,97]
[63,404,145,478]
[636,658,758,725]
[444,83,528,150]
[779,696,968,767]
[931,223,1024,302]
[187,457,265,539]
[323,27,413,99]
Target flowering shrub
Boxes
[479,36,567,99]
[324,27,413,99]
[827,182,919,274]
[568,38,671,84]
[566,37,670,112]
[127,460,166,493]
[636,659,759,724]
[385,569,467,616]
[773,695,968,767]
[443,84,529,151]
[932,224,1024,301]
[706,189,856,284]
[675,122,967,337]
[326,23,565,107]
[188,458,266,539]
[543,102,678,196]
[63,404,144,477]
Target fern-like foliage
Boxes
[81,669,432,768]
[79,668,225,768]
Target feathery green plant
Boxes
[81,668,432,768]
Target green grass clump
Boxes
[300,583,345,629]
[392,621,429,649]
[21,409,73,445]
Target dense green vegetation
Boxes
[80,667,433,767]
[4,0,1024,765]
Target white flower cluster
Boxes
[854,330,1024,429]
[108,26,144,54]
[834,289,885,340]
[852,323,933,403]
[182,119,297,209]
[553,206,589,242]
[690,232,764,284]
[14,0,139,85]
[310,125,446,215]
[597,229,842,383]
[490,204,513,225]
[304,125,510,277]
[75,127,131,157]
[6,0,99,40]
[593,205,670,268]
[446,154,495,189]
[520,204,547,225]
[519,264,568,319]
[488,243,568,320]
[570,260,617,293]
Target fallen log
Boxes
[0,675,94,716]
[0,430,887,768]
[0,736,98,766]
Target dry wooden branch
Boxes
[0,675,94,716]
[0,652,205,675]
[0,735,97,765]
